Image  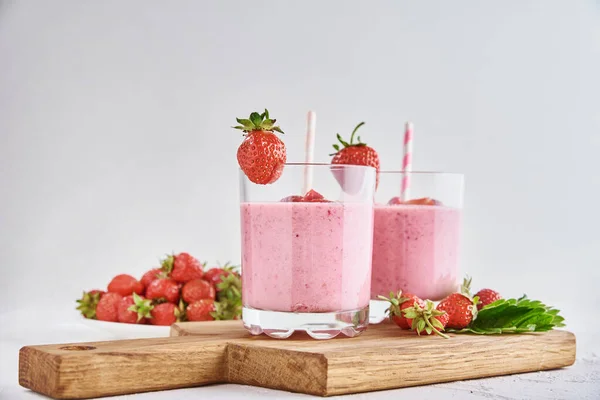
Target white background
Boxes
[1,1,599,399]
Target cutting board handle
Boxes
[19,335,228,399]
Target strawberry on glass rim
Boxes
[233,109,286,185]
[330,122,380,188]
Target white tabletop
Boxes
[1,303,599,400]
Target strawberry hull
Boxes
[240,201,373,313]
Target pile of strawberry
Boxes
[76,252,241,326]
[380,277,501,338]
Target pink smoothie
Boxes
[370,204,461,300]
[241,201,373,313]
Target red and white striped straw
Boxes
[302,111,317,194]
[401,122,413,202]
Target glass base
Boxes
[242,306,369,339]
[368,299,389,324]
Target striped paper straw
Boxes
[302,111,317,194]
[401,122,413,202]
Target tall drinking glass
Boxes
[240,163,376,339]
[370,171,464,323]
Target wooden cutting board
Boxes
[19,321,576,399]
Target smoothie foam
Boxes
[371,204,461,300]
[241,201,373,313]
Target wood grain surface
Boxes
[19,321,576,399]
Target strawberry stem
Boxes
[331,122,368,155]
[349,122,365,144]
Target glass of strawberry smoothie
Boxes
[369,172,464,323]
[240,163,376,339]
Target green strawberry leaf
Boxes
[250,112,262,126]
[236,118,251,125]
[447,297,565,334]
[261,119,274,130]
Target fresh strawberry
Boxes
[145,278,180,303]
[95,292,122,322]
[118,293,153,324]
[149,301,184,326]
[330,122,380,187]
[182,279,216,303]
[107,274,144,296]
[402,300,450,338]
[378,291,425,329]
[437,293,479,329]
[162,252,203,283]
[140,268,167,289]
[76,290,105,319]
[475,288,502,310]
[233,109,286,185]
[203,263,239,287]
[187,299,215,322]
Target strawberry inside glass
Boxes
[280,189,331,203]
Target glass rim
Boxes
[379,170,463,176]
[283,163,460,175]
[282,162,376,169]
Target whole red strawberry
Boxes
[118,293,153,324]
[182,279,216,303]
[162,253,203,283]
[76,290,105,319]
[437,293,478,329]
[145,278,180,303]
[331,122,380,187]
[475,288,502,310]
[379,291,425,329]
[150,302,184,326]
[140,268,166,289]
[107,274,144,297]
[402,300,450,338]
[187,299,215,322]
[203,263,239,287]
[233,109,286,185]
[96,292,123,322]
